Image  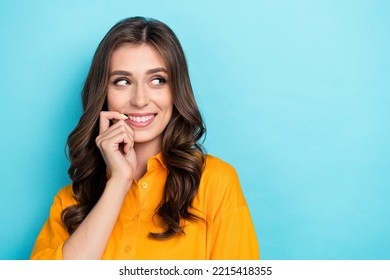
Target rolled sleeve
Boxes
[30,186,73,260]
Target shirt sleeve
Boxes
[210,205,260,259]
[206,159,260,260]
[30,186,72,260]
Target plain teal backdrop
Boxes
[1,0,389,259]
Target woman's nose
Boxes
[130,84,149,107]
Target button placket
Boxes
[138,179,150,209]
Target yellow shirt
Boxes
[30,154,260,260]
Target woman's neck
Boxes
[133,138,162,181]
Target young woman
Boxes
[30,16,259,260]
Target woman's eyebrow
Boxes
[146,67,168,75]
[110,68,168,77]
[110,70,131,76]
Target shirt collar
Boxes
[106,152,167,179]
[147,152,167,172]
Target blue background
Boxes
[1,0,389,260]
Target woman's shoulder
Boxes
[204,154,238,177]
[53,184,76,207]
[202,154,241,191]
[198,154,246,211]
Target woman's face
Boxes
[107,43,173,147]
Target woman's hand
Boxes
[95,111,137,187]
[63,111,136,259]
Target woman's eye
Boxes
[150,77,167,86]
[113,79,130,86]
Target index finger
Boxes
[99,111,128,134]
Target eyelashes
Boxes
[113,78,130,86]
[150,77,167,86]
[112,76,168,87]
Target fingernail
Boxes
[120,114,128,119]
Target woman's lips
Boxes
[126,113,156,128]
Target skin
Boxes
[63,43,173,259]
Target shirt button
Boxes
[124,245,131,253]
[141,182,148,189]
[151,161,157,169]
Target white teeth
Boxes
[129,115,154,123]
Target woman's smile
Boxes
[125,113,157,128]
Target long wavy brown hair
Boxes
[62,17,206,239]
